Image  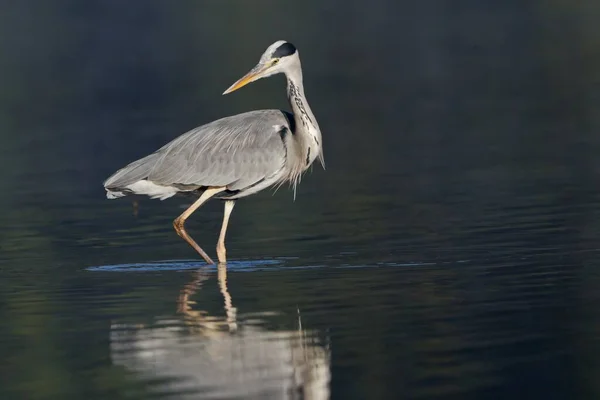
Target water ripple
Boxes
[87,259,285,272]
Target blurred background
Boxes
[2,0,600,399]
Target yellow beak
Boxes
[222,64,269,95]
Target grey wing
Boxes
[104,110,290,195]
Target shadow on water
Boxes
[109,265,331,399]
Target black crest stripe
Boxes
[273,42,296,58]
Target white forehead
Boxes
[260,40,288,60]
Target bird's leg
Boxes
[216,200,236,264]
[173,187,226,264]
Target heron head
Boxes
[223,40,298,95]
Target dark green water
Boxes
[2,1,600,399]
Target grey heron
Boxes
[103,40,324,264]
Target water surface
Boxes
[2,1,600,399]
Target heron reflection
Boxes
[110,265,330,399]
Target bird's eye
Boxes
[272,59,280,65]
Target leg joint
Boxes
[173,217,184,231]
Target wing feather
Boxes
[104,110,289,193]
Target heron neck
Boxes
[286,60,325,175]
[285,69,320,139]
[284,62,325,170]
